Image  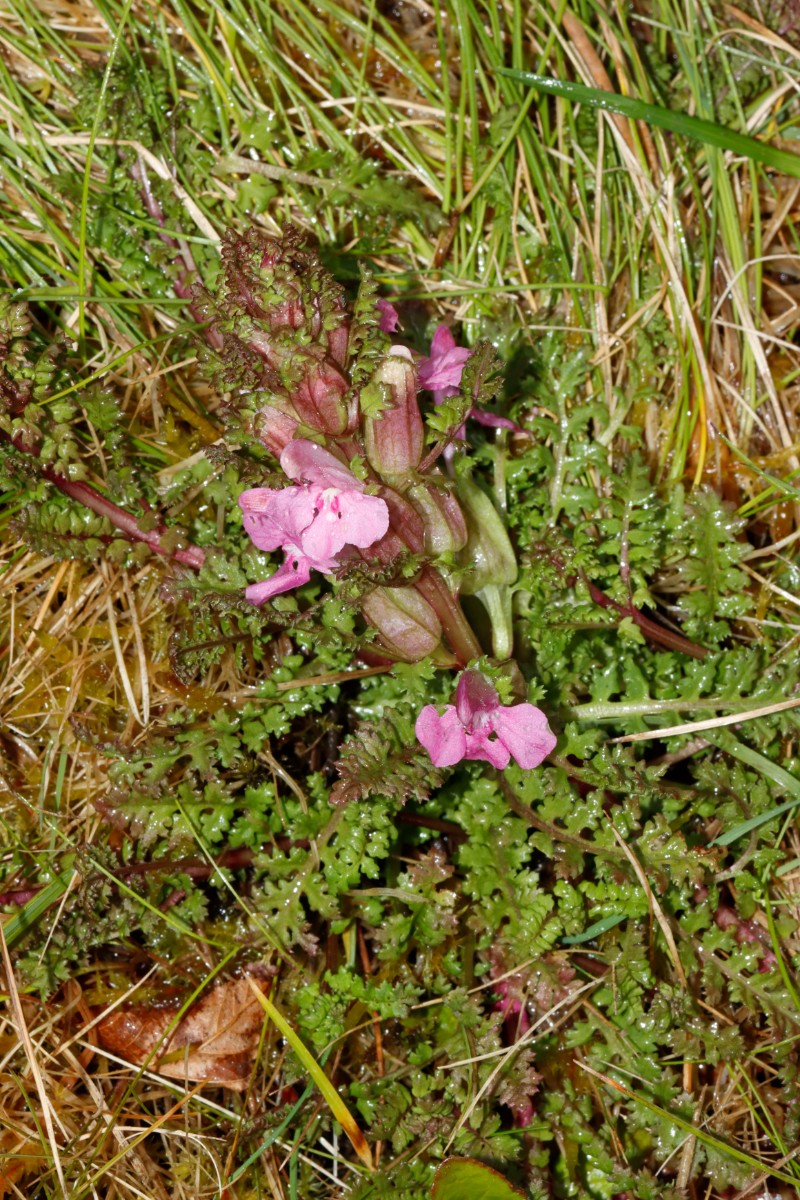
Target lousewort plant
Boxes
[199,229,528,685]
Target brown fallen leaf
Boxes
[98,969,270,1091]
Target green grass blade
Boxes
[709,732,800,846]
[246,979,373,1171]
[3,871,75,951]
[707,732,800,802]
[496,70,800,179]
[763,887,800,1015]
[581,1062,800,1186]
[713,797,800,847]
[562,913,626,945]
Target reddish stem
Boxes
[586,579,707,659]
[6,429,206,568]
[397,811,466,839]
[416,565,482,666]
[49,472,206,569]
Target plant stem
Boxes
[6,427,207,568]
[416,565,482,666]
[44,468,207,568]
[585,579,707,659]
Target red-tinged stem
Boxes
[586,579,707,660]
[6,428,206,569]
[7,165,215,573]
[48,470,206,568]
[416,566,482,666]
[134,156,224,351]
[397,811,466,839]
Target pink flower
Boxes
[415,670,556,770]
[418,326,518,434]
[239,439,390,604]
[418,326,472,402]
[377,299,400,333]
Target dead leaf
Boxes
[98,969,269,1091]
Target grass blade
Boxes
[245,978,373,1171]
[562,913,626,945]
[708,732,800,845]
[3,871,75,951]
[496,70,800,179]
[579,1062,800,1186]
[712,798,800,847]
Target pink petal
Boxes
[238,487,290,552]
[488,704,557,770]
[244,554,313,604]
[295,504,343,570]
[464,728,512,770]
[415,705,467,767]
[300,491,390,566]
[418,326,472,392]
[377,299,400,333]
[332,491,390,550]
[469,408,520,431]
[239,486,316,551]
[430,325,456,357]
[280,439,361,492]
[264,487,319,544]
[455,670,501,727]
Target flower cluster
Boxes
[204,230,555,774]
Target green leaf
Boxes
[2,870,74,950]
[432,1158,525,1200]
[496,70,800,179]
[562,913,626,945]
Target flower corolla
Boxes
[376,298,400,333]
[239,439,390,604]
[415,669,556,770]
[418,326,517,433]
[418,325,472,403]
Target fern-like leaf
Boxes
[331,717,443,806]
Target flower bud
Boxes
[360,585,442,661]
[363,348,424,480]
[376,485,426,555]
[254,405,299,457]
[292,357,350,435]
[456,478,518,593]
[408,481,468,555]
[327,324,349,369]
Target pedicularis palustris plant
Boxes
[195,229,556,769]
